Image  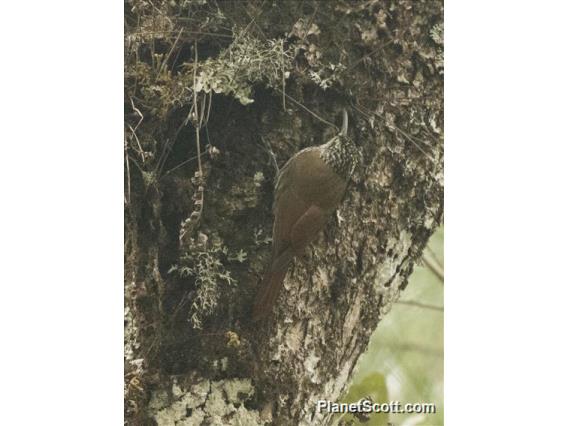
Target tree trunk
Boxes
[124,1,443,424]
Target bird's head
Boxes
[321,108,360,179]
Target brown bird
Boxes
[252,109,359,320]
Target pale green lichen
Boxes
[224,378,254,403]
[151,379,260,426]
[303,353,322,384]
[124,282,140,364]
[430,23,444,45]
[253,227,272,246]
[253,171,265,187]
[169,239,241,329]
[430,23,444,75]
[194,33,293,105]
[231,406,264,426]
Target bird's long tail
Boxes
[252,269,288,321]
[252,248,294,321]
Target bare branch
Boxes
[396,300,443,312]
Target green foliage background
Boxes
[340,227,443,426]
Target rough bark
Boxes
[124,1,443,425]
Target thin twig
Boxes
[199,93,207,127]
[193,42,203,178]
[155,137,174,178]
[176,16,233,32]
[205,124,212,147]
[239,0,266,37]
[127,124,145,160]
[353,101,435,150]
[130,30,233,39]
[156,27,184,79]
[205,92,213,124]
[275,88,338,130]
[260,136,279,175]
[155,70,208,179]
[426,244,444,270]
[422,255,444,284]
[390,342,443,357]
[242,2,269,40]
[127,154,144,174]
[345,40,394,72]
[351,102,436,162]
[162,152,207,177]
[369,103,436,151]
[125,143,131,205]
[281,39,286,111]
[232,0,267,46]
[150,38,156,71]
[396,300,443,312]
[297,2,320,46]
[129,96,144,132]
[193,41,205,220]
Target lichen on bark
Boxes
[124,1,443,424]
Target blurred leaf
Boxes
[338,373,389,425]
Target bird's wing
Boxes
[289,204,328,254]
[270,203,327,272]
[253,203,328,321]
[270,184,306,262]
[273,147,319,210]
